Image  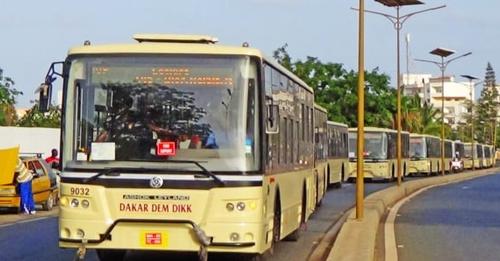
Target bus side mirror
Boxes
[266,104,279,134]
[38,83,52,112]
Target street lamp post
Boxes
[461,74,479,170]
[415,49,472,176]
[352,1,445,186]
[356,0,366,220]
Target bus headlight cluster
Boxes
[226,201,256,212]
[70,198,79,208]
[69,198,90,208]
[230,232,240,241]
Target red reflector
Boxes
[270,177,275,183]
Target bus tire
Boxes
[272,193,281,246]
[315,173,323,207]
[285,185,306,241]
[96,249,127,261]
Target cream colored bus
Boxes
[326,121,349,185]
[444,139,454,173]
[42,34,321,260]
[347,127,410,181]
[483,144,494,168]
[407,134,441,176]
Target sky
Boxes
[1,0,498,108]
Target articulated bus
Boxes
[347,127,410,181]
[408,134,441,176]
[326,121,349,184]
[477,144,485,169]
[45,34,325,260]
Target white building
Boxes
[402,73,474,129]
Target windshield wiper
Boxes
[162,159,225,186]
[81,160,225,186]
[83,168,123,183]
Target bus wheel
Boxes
[96,249,127,261]
[315,174,323,207]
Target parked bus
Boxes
[451,140,465,172]
[463,142,475,169]
[477,143,484,169]
[326,121,349,184]
[313,104,328,205]
[347,127,409,181]
[408,134,441,176]
[45,34,322,260]
[483,144,493,168]
[444,139,454,173]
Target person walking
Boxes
[16,158,36,214]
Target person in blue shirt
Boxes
[204,132,218,149]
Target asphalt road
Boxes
[395,173,500,261]
[0,178,414,261]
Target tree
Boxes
[0,68,22,125]
[476,62,499,144]
[17,104,61,128]
[273,45,396,128]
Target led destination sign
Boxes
[92,66,234,87]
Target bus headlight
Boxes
[76,229,85,238]
[226,203,234,211]
[70,199,79,208]
[230,232,240,241]
[81,199,90,208]
[236,202,246,211]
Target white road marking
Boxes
[384,184,442,261]
[0,216,50,228]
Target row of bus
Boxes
[50,34,496,260]
[344,127,496,182]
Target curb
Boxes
[326,167,500,261]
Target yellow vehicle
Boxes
[313,104,328,205]
[443,139,454,173]
[407,134,441,176]
[463,143,474,169]
[483,145,493,168]
[326,121,349,184]
[347,127,409,181]
[0,147,59,212]
[42,34,320,260]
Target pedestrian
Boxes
[45,148,60,168]
[16,158,36,214]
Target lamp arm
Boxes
[400,5,447,24]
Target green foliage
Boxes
[273,45,395,128]
[17,104,61,128]
[0,68,22,125]
[475,62,499,144]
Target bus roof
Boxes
[327,121,348,128]
[67,34,313,93]
[314,103,328,113]
[348,126,409,134]
[409,133,440,139]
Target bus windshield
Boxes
[410,137,427,159]
[348,132,388,160]
[62,55,260,172]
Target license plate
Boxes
[140,231,168,248]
